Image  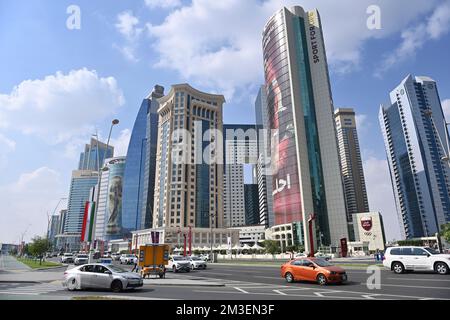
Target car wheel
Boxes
[67,278,78,291]
[285,272,294,283]
[316,274,327,285]
[111,280,123,293]
[392,262,404,274]
[435,262,449,275]
[173,266,177,273]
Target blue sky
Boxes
[1,0,449,243]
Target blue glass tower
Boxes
[380,75,450,239]
[78,138,114,171]
[122,85,164,235]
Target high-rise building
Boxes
[254,85,275,228]
[48,214,60,246]
[244,184,260,225]
[64,170,99,234]
[122,85,164,234]
[262,6,349,250]
[334,108,369,240]
[222,124,259,227]
[379,75,450,239]
[78,138,114,171]
[153,84,225,229]
[93,157,126,241]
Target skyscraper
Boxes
[262,6,348,250]
[78,138,114,171]
[122,85,164,234]
[153,84,225,229]
[380,75,450,239]
[222,124,259,227]
[254,85,275,228]
[64,170,99,234]
[334,108,369,239]
[244,184,260,225]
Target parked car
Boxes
[383,246,450,275]
[281,257,347,285]
[189,256,207,270]
[111,253,121,261]
[314,252,332,260]
[295,252,308,258]
[74,254,89,265]
[63,263,143,292]
[120,254,137,265]
[61,253,75,264]
[167,255,191,273]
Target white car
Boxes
[61,253,74,264]
[189,256,207,270]
[119,254,137,265]
[383,246,450,275]
[74,254,89,265]
[167,255,191,273]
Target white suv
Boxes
[383,246,450,275]
[119,254,137,265]
[167,255,191,273]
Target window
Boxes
[400,247,413,255]
[412,248,428,256]
[390,248,401,255]
[291,259,303,266]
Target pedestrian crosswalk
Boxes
[0,282,64,296]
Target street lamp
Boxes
[88,119,119,263]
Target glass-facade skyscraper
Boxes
[380,75,450,239]
[262,6,348,251]
[122,85,164,235]
[78,138,114,171]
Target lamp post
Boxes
[88,119,119,264]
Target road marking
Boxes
[387,277,450,282]
[360,283,450,290]
[273,289,287,295]
[234,287,249,294]
[200,272,233,276]
[253,276,282,280]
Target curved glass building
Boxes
[262,6,348,250]
[122,85,164,236]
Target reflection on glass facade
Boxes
[141,85,165,229]
[380,75,450,238]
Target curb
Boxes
[32,266,65,271]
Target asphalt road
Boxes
[0,257,449,300]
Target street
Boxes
[0,255,449,300]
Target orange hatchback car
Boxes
[281,257,347,285]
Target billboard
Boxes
[263,10,302,225]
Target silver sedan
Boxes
[63,263,143,292]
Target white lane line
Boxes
[0,291,40,295]
[360,283,450,290]
[200,272,233,276]
[273,290,287,295]
[234,287,249,294]
[387,277,450,282]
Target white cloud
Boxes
[114,11,143,62]
[0,134,16,169]
[363,156,401,241]
[442,99,450,122]
[0,167,65,243]
[110,128,131,157]
[355,114,369,134]
[377,1,450,77]
[0,68,125,144]
[115,11,143,40]
[145,0,182,9]
[146,0,439,100]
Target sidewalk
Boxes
[0,255,31,272]
[0,268,66,283]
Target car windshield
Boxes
[312,258,333,267]
[77,255,88,258]
[191,257,202,261]
[107,265,127,273]
[173,256,186,261]
[64,253,73,256]
[126,254,135,257]
[424,247,440,255]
